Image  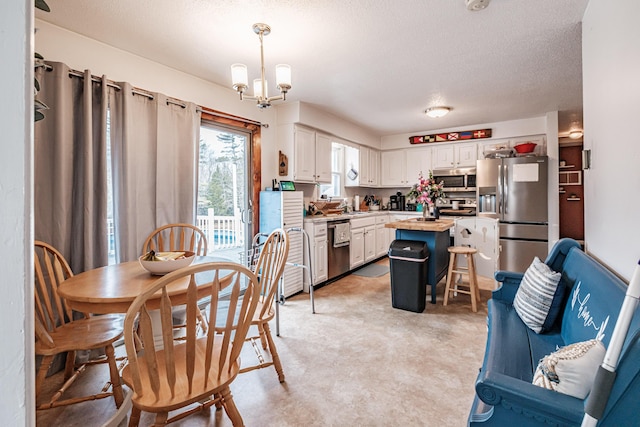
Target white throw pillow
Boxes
[532,339,606,399]
[513,257,564,333]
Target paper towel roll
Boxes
[354,195,360,211]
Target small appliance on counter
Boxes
[389,192,406,211]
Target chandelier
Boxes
[231,23,292,109]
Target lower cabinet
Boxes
[303,222,328,290]
[364,225,376,262]
[350,228,365,269]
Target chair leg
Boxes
[220,386,244,427]
[153,412,168,426]
[443,252,456,306]
[105,344,124,407]
[35,355,54,398]
[64,350,76,381]
[257,323,268,350]
[128,406,142,427]
[467,254,478,313]
[263,322,285,383]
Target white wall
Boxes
[583,0,640,280]
[35,20,281,189]
[0,2,34,425]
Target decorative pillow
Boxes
[532,339,606,399]
[513,257,564,333]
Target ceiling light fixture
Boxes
[425,107,451,118]
[569,130,584,139]
[231,23,291,109]
[465,0,491,11]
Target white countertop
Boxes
[303,210,423,223]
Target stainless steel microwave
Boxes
[433,167,477,192]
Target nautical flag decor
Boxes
[409,128,492,145]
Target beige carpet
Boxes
[37,259,489,426]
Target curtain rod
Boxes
[48,64,263,123]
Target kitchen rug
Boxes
[353,264,390,277]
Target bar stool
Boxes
[443,246,481,312]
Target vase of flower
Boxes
[408,171,445,222]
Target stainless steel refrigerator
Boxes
[476,156,548,272]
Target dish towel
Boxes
[334,223,350,245]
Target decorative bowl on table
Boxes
[139,251,195,275]
[513,142,537,154]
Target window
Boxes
[320,143,343,198]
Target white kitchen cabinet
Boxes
[280,124,331,184]
[364,225,376,262]
[260,191,304,297]
[350,228,364,269]
[380,150,406,186]
[375,214,390,257]
[303,221,328,290]
[314,132,332,183]
[381,147,432,187]
[432,142,477,169]
[359,146,380,187]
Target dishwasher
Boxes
[327,219,351,280]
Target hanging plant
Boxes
[34,0,50,122]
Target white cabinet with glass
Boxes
[381,147,432,187]
[432,142,477,169]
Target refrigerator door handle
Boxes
[497,164,503,215]
[503,164,508,215]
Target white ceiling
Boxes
[36,0,589,137]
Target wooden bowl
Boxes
[139,251,195,275]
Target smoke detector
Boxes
[466,0,491,11]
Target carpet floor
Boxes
[36,258,490,427]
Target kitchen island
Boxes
[385,218,454,304]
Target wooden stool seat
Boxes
[443,246,481,312]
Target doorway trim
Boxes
[200,107,261,237]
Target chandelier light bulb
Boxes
[231,64,248,91]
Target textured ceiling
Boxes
[36,0,588,137]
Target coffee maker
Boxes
[389,193,405,211]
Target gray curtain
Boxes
[110,83,200,262]
[34,62,109,273]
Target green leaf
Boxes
[35,0,50,12]
[34,78,40,92]
[35,110,45,122]
[35,52,44,60]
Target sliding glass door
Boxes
[197,122,253,263]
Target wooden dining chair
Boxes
[142,223,209,335]
[33,241,124,411]
[225,228,290,383]
[121,262,260,426]
[142,223,208,257]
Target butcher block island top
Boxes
[385,218,454,232]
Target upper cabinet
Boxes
[359,146,380,187]
[279,124,332,184]
[346,145,380,187]
[432,142,477,169]
[380,147,432,187]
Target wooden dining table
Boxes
[58,256,231,314]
